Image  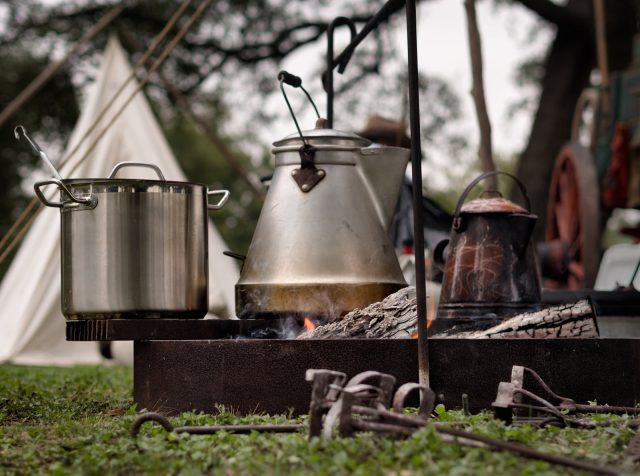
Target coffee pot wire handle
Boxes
[453,171,532,230]
[278,70,320,146]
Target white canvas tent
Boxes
[0,37,239,365]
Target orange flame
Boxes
[411,320,434,339]
[303,317,316,332]
[412,288,438,338]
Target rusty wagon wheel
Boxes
[544,143,600,289]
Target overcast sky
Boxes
[414,0,551,154]
[261,0,552,187]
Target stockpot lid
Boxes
[272,128,371,151]
[60,161,206,193]
[63,177,205,188]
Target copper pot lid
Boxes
[460,195,529,214]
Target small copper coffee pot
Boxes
[435,171,542,321]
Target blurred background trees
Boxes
[1,0,639,253]
[0,47,79,275]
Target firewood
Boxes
[298,285,598,339]
[297,286,417,339]
[437,299,598,339]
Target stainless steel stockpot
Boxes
[34,162,229,320]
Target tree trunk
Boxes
[515,0,637,241]
[465,0,496,188]
[516,0,594,241]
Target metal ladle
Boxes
[15,125,96,209]
[14,125,63,181]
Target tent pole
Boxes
[0,5,124,129]
[119,27,266,200]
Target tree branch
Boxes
[465,0,495,186]
[515,0,590,31]
[184,16,370,64]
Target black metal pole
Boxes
[320,0,429,386]
[405,0,429,387]
[325,17,356,128]
[327,30,334,128]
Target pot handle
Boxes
[433,239,449,271]
[34,179,98,209]
[453,171,531,229]
[207,189,230,210]
[108,162,166,180]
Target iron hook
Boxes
[323,17,357,128]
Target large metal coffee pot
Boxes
[236,127,409,318]
[436,171,542,321]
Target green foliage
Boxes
[0,365,132,423]
[0,50,79,204]
[1,364,639,475]
[0,47,79,276]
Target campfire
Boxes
[302,317,316,332]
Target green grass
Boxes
[0,364,638,475]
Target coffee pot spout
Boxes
[358,146,410,230]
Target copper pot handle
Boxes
[433,239,449,271]
[453,171,531,230]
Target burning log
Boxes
[434,299,598,339]
[298,287,418,339]
[298,286,598,339]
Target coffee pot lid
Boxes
[461,195,528,214]
[273,127,371,149]
[454,171,532,219]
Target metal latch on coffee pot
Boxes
[278,70,327,193]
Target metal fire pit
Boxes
[130,338,640,415]
[67,320,640,416]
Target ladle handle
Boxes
[108,162,166,180]
[14,125,63,181]
[453,171,531,218]
[34,179,97,209]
